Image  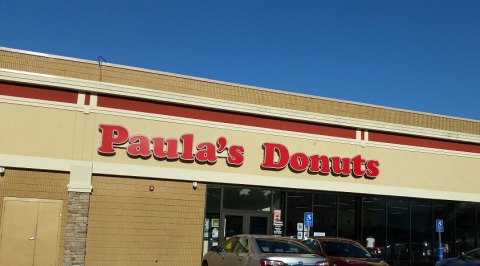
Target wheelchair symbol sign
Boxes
[436,219,444,233]
[304,212,313,227]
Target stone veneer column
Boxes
[64,163,93,266]
[64,191,90,266]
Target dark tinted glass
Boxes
[225,215,243,237]
[455,202,476,254]
[223,187,271,211]
[362,196,386,250]
[313,193,337,237]
[386,198,410,263]
[204,186,222,252]
[338,195,359,240]
[434,201,455,258]
[286,191,312,237]
[256,239,311,254]
[206,186,221,213]
[302,239,320,252]
[411,200,433,265]
[250,216,268,234]
[321,241,371,258]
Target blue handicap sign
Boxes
[436,219,444,233]
[304,212,313,227]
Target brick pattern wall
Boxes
[64,192,90,266]
[85,175,206,266]
[0,168,69,265]
[1,49,478,135]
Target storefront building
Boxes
[0,47,479,266]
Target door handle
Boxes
[28,236,35,240]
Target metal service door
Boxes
[0,197,62,266]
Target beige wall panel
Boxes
[91,114,479,196]
[364,146,480,193]
[85,175,206,266]
[0,169,69,266]
[0,103,78,159]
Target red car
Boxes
[302,237,389,266]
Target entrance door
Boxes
[0,197,62,266]
[222,211,271,241]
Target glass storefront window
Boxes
[338,195,360,241]
[434,201,455,258]
[313,193,337,237]
[411,200,433,265]
[203,184,479,266]
[477,205,480,249]
[362,196,386,256]
[455,202,477,254]
[203,186,222,255]
[222,187,272,211]
[386,198,410,264]
[286,191,312,238]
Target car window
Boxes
[219,237,238,252]
[465,248,480,259]
[233,237,249,254]
[321,241,371,258]
[256,239,312,254]
[303,239,321,251]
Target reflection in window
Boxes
[223,187,271,211]
[338,195,359,240]
[362,197,386,252]
[286,191,312,237]
[411,200,433,265]
[203,186,221,255]
[387,199,409,263]
[455,202,476,255]
[313,193,337,237]
[321,241,372,258]
[434,202,455,258]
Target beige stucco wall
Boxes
[89,113,480,198]
[2,99,476,201]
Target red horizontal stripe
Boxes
[2,82,478,153]
[0,82,77,104]
[97,94,356,139]
[369,131,480,153]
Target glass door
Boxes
[221,211,271,242]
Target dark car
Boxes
[202,234,328,266]
[435,247,480,266]
[302,237,389,266]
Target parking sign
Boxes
[304,212,313,227]
[436,219,444,233]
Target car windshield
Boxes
[464,248,480,260]
[321,241,371,258]
[256,239,312,254]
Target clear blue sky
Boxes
[1,1,479,120]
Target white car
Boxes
[202,234,328,266]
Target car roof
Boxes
[311,237,361,243]
[237,234,299,240]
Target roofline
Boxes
[1,46,477,123]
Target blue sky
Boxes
[1,1,479,120]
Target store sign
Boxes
[97,124,244,166]
[97,124,380,179]
[261,143,379,178]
